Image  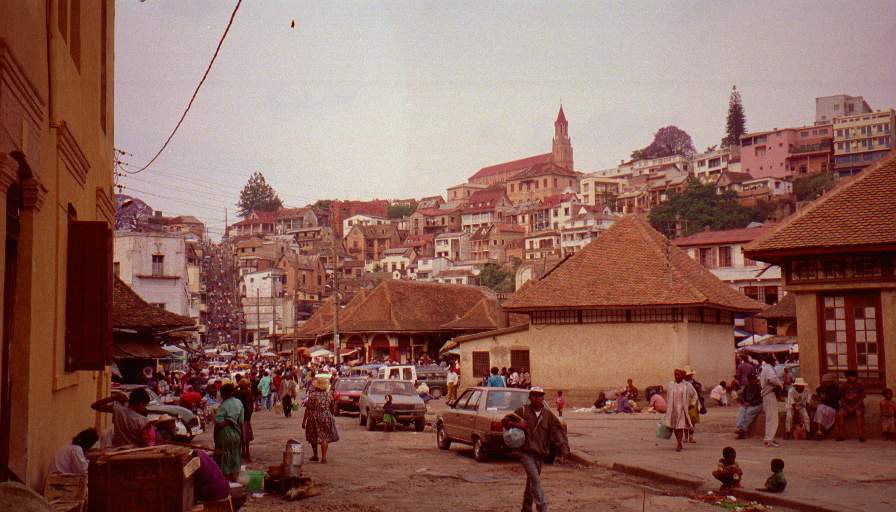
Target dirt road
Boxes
[195,403,743,512]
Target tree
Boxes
[649,178,756,238]
[114,194,153,231]
[237,172,282,217]
[477,263,515,293]
[793,172,836,202]
[387,202,417,219]
[721,85,747,148]
[631,126,696,160]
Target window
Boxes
[113,262,120,277]
[463,390,483,411]
[743,286,760,301]
[511,350,530,371]
[698,247,715,268]
[65,221,112,371]
[718,246,732,267]
[57,0,82,68]
[763,286,779,305]
[151,303,166,309]
[152,254,164,276]
[821,293,884,386]
[472,352,490,378]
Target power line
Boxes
[127,0,243,174]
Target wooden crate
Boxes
[87,447,196,512]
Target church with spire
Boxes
[464,106,580,204]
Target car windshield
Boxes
[485,391,530,411]
[369,381,416,395]
[335,379,366,391]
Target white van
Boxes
[376,365,417,382]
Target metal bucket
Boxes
[282,439,303,473]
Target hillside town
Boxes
[1,2,895,512]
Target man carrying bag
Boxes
[503,386,569,512]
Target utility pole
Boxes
[332,237,341,364]
[255,287,261,355]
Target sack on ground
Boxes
[656,422,673,439]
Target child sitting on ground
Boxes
[382,394,397,432]
[712,446,743,490]
[758,458,787,493]
[881,388,895,440]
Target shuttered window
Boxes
[65,221,112,371]
[472,351,490,378]
[510,350,530,371]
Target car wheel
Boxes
[359,410,366,426]
[414,418,426,432]
[473,437,488,462]
[366,411,377,431]
[431,388,443,399]
[436,423,451,450]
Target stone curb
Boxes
[604,459,850,512]
[610,462,704,490]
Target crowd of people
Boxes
[199,241,242,346]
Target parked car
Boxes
[376,365,417,382]
[333,378,367,414]
[416,365,448,399]
[358,379,427,432]
[114,385,203,440]
[435,387,535,462]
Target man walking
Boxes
[258,371,273,411]
[503,386,569,512]
[446,367,459,401]
[280,373,297,418]
[759,357,783,447]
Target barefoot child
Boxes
[712,446,743,490]
[556,390,566,417]
[758,458,787,493]
[881,388,895,440]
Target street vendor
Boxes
[91,388,153,447]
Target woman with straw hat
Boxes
[302,374,339,463]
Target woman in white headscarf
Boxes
[663,368,698,451]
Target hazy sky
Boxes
[115,0,896,236]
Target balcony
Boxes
[791,142,832,155]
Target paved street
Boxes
[195,399,734,511]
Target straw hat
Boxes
[313,375,330,390]
[793,377,809,387]
[528,386,545,395]
[683,365,696,376]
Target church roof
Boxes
[504,215,762,312]
[469,153,552,182]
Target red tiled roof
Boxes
[441,297,502,330]
[338,280,492,333]
[757,293,796,320]
[512,161,578,180]
[744,153,896,259]
[493,223,525,233]
[113,276,195,329]
[233,210,278,226]
[541,192,578,208]
[277,207,311,220]
[460,187,508,213]
[469,153,552,181]
[504,215,762,312]
[673,224,776,247]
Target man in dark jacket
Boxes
[503,386,569,512]
[735,373,763,438]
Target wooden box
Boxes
[87,447,196,512]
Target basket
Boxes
[246,470,264,492]
[656,422,673,440]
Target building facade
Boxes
[832,110,894,177]
[115,232,192,317]
[1,2,116,488]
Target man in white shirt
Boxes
[759,357,783,447]
[710,381,729,406]
[446,369,459,401]
[49,428,99,475]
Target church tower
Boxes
[552,105,574,171]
